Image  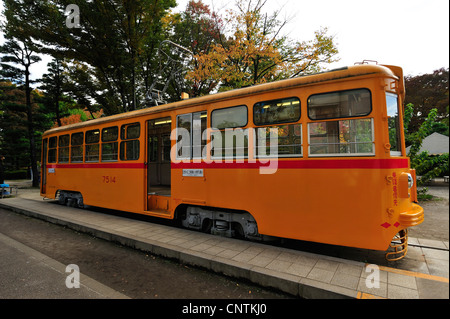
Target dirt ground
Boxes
[408,182,449,241]
[0,208,293,299]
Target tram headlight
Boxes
[407,173,414,188]
[399,172,414,198]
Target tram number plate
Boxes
[102,176,116,183]
[182,169,203,177]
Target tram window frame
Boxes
[121,122,140,140]
[120,140,140,161]
[211,127,249,160]
[48,136,57,163]
[210,105,249,160]
[85,129,100,162]
[307,88,372,120]
[308,118,375,157]
[211,105,248,129]
[70,132,84,163]
[176,113,192,160]
[254,97,301,126]
[193,112,207,159]
[101,126,119,162]
[256,123,302,158]
[176,112,208,160]
[386,93,402,156]
[58,134,70,163]
[120,122,140,161]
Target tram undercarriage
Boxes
[180,206,263,241]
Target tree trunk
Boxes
[55,59,62,126]
[25,66,39,187]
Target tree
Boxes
[2,0,176,115]
[404,104,449,187]
[51,108,104,128]
[187,0,339,92]
[0,81,30,172]
[404,68,449,133]
[0,37,42,187]
[165,0,224,97]
[40,58,66,127]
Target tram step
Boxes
[147,194,171,211]
[146,209,171,215]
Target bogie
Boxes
[57,190,84,209]
[181,206,261,240]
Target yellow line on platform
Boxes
[367,263,449,283]
[357,292,386,299]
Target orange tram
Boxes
[41,63,424,261]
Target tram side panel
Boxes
[202,165,387,250]
[43,165,146,213]
[172,161,418,251]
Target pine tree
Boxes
[0,37,42,187]
[40,58,66,127]
[0,82,31,174]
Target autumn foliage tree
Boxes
[164,0,224,97]
[187,0,339,92]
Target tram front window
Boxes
[386,93,402,156]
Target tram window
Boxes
[175,112,207,160]
[48,136,57,163]
[256,124,302,157]
[102,126,118,142]
[101,126,118,161]
[162,135,171,162]
[120,140,140,161]
[58,134,70,163]
[193,112,207,158]
[121,123,140,140]
[308,118,374,156]
[102,143,118,161]
[308,89,371,120]
[120,123,140,161]
[254,97,300,125]
[210,106,248,159]
[59,134,70,147]
[49,136,57,148]
[85,129,100,162]
[386,93,402,156]
[211,129,249,159]
[71,132,84,163]
[211,105,247,129]
[85,129,100,144]
[177,114,192,159]
[148,136,158,162]
[85,144,99,162]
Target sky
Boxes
[1,0,449,81]
[174,0,449,77]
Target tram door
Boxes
[147,117,172,198]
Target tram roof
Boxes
[43,64,400,136]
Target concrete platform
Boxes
[0,193,448,299]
